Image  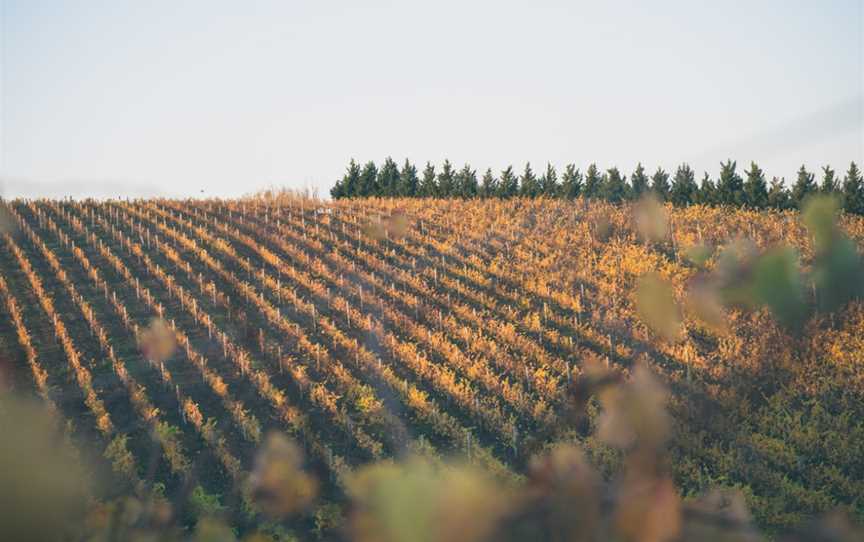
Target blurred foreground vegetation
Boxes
[2,357,861,541]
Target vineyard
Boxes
[1,196,864,540]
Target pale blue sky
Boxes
[1,1,862,198]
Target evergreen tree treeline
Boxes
[330,158,864,214]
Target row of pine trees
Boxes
[330,158,864,214]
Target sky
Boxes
[1,0,862,199]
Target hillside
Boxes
[1,197,863,540]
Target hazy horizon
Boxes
[1,1,862,199]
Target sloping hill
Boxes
[1,196,862,538]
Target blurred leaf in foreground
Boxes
[594,216,613,242]
[681,489,761,542]
[0,352,13,393]
[363,210,410,241]
[633,195,669,244]
[0,395,90,542]
[526,444,602,542]
[783,510,864,542]
[751,246,807,331]
[802,194,842,251]
[713,239,760,308]
[636,273,683,342]
[347,458,511,542]
[385,210,409,239]
[598,364,671,451]
[803,195,864,312]
[614,474,681,542]
[139,318,177,363]
[812,235,864,312]
[568,354,623,420]
[248,433,318,519]
[363,220,388,241]
[193,517,237,542]
[604,365,680,542]
[0,205,16,235]
[684,243,714,269]
[685,278,729,334]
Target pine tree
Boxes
[842,162,864,215]
[669,163,697,207]
[418,162,437,197]
[629,163,650,200]
[357,161,379,197]
[519,163,540,198]
[820,165,838,195]
[343,159,361,197]
[377,157,400,197]
[479,168,498,198]
[397,159,418,197]
[583,163,603,199]
[560,164,582,199]
[539,163,560,197]
[767,177,792,210]
[437,160,456,197]
[455,164,478,198]
[698,173,717,206]
[716,160,744,206]
[601,167,628,204]
[791,164,817,209]
[331,159,360,199]
[767,177,791,210]
[651,167,671,201]
[498,166,519,198]
[743,161,768,209]
[330,179,344,199]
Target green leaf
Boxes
[752,247,807,331]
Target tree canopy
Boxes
[329,158,864,216]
